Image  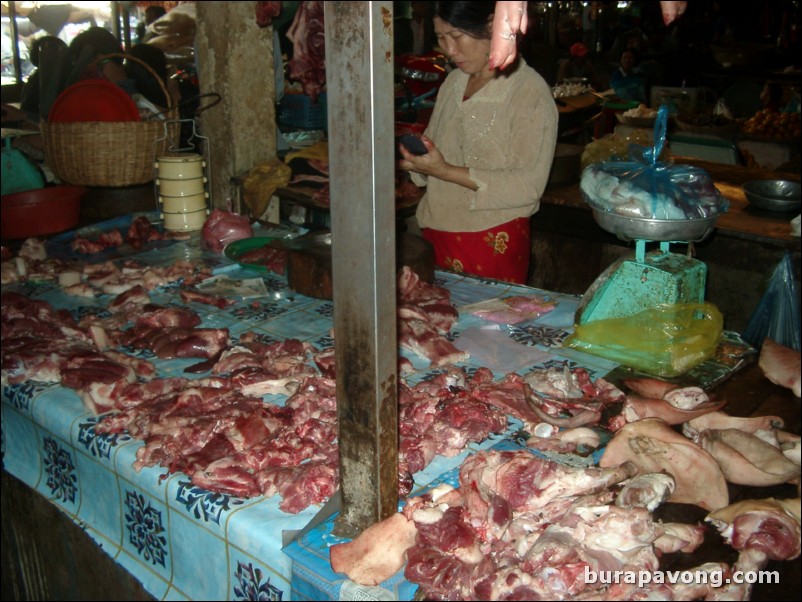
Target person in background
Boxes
[136,5,167,45]
[126,43,181,111]
[66,26,126,88]
[19,35,68,118]
[608,27,648,64]
[399,1,558,284]
[396,1,435,57]
[610,47,646,103]
[556,42,601,88]
[410,1,435,55]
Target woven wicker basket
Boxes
[42,53,177,187]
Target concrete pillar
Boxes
[195,1,277,212]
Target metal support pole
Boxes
[325,2,399,538]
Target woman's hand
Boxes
[489,1,528,71]
[659,1,687,26]
[398,136,478,191]
[398,135,444,177]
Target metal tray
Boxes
[592,209,719,242]
[742,180,801,213]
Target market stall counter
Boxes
[0,214,583,600]
[2,213,798,601]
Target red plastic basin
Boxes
[1,185,86,239]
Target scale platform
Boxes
[575,210,718,325]
[576,240,707,324]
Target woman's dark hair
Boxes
[30,35,66,68]
[433,1,496,39]
[68,26,122,62]
[126,43,170,107]
[145,5,167,25]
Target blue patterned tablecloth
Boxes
[1,214,617,601]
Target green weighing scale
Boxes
[568,103,728,374]
[574,209,718,325]
[574,103,721,326]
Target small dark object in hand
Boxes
[399,134,428,156]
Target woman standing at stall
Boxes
[399,1,558,284]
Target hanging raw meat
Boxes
[255,1,282,28]
[286,1,326,101]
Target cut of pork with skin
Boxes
[759,338,801,397]
[521,366,624,429]
[697,428,801,487]
[526,426,601,455]
[19,237,47,261]
[705,498,801,600]
[179,288,234,309]
[615,394,727,427]
[329,512,419,586]
[460,450,638,515]
[706,497,801,561]
[600,418,730,511]
[108,283,151,310]
[614,472,675,512]
[623,376,680,399]
[652,521,706,554]
[663,386,709,409]
[397,317,469,367]
[682,410,785,439]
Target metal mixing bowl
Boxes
[742,180,801,213]
[592,209,719,242]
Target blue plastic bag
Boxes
[743,253,801,351]
[580,105,729,220]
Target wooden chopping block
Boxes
[287,231,434,300]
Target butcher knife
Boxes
[267,231,331,251]
[281,488,341,548]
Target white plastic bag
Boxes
[713,98,734,120]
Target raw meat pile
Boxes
[93,364,511,513]
[331,449,801,601]
[397,266,468,370]
[201,208,253,253]
[0,242,508,514]
[70,215,168,255]
[4,224,801,599]
[332,451,687,597]
[328,351,802,600]
[2,217,187,288]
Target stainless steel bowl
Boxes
[592,209,719,242]
[742,180,801,213]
